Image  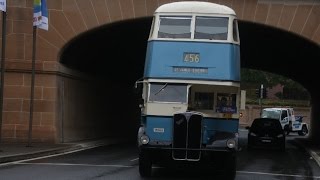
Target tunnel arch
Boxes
[2,0,319,144]
[60,19,320,87]
[59,17,152,78]
[239,21,320,92]
[58,17,320,142]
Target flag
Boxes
[33,0,48,31]
[0,0,6,12]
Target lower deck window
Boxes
[216,93,237,113]
[194,92,214,110]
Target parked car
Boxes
[246,118,286,151]
[261,107,309,136]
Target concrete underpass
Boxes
[59,17,320,144]
[2,0,319,145]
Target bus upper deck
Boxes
[144,1,240,82]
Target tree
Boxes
[241,68,309,100]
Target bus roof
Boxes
[155,1,236,15]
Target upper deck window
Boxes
[158,16,192,39]
[194,17,228,40]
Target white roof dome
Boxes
[155,1,236,15]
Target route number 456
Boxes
[183,53,200,63]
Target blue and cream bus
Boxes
[136,1,241,177]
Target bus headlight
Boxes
[226,139,236,149]
[140,135,150,145]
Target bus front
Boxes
[136,1,240,177]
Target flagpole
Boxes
[0,9,6,147]
[27,26,37,147]
[27,0,48,147]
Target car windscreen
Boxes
[261,110,280,119]
[148,83,188,103]
[251,118,283,132]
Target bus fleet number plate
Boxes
[183,53,200,63]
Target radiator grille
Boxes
[172,113,202,161]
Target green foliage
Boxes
[241,68,310,101]
[274,92,283,99]
[241,68,295,88]
[246,98,310,107]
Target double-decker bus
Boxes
[135,1,241,177]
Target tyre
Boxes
[284,124,290,135]
[139,150,152,177]
[298,125,308,136]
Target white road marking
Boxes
[238,170,320,179]
[0,143,318,179]
[17,162,163,169]
[3,160,320,179]
[15,162,134,168]
[130,158,139,161]
[0,146,100,167]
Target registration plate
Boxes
[261,139,271,143]
[153,128,164,133]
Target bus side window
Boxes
[149,16,156,39]
[232,19,239,42]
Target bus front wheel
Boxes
[139,150,152,177]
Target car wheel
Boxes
[139,150,152,177]
[298,125,308,136]
[284,125,290,135]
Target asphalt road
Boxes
[0,129,319,180]
[237,129,320,180]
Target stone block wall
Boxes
[2,72,57,143]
